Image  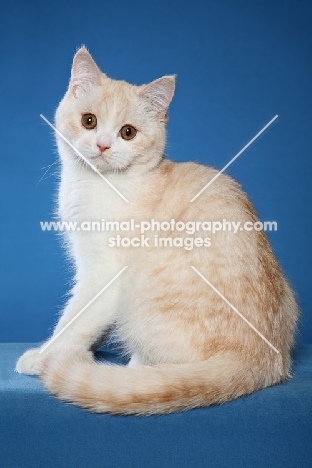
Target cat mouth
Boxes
[90,154,105,161]
[88,153,112,171]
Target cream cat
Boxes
[16,47,298,415]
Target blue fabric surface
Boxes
[1,343,311,468]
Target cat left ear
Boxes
[139,75,176,120]
[70,47,102,97]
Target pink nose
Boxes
[97,144,109,153]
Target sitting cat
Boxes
[16,47,298,415]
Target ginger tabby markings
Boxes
[16,47,298,415]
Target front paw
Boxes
[16,348,44,375]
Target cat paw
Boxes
[15,348,44,375]
[16,344,93,375]
[127,353,144,367]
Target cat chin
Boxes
[89,158,126,173]
[89,154,106,162]
[87,155,110,167]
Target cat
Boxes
[16,47,298,415]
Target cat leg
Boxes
[16,280,121,375]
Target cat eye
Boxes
[120,125,137,140]
[81,113,97,129]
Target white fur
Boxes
[16,49,175,374]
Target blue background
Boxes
[1,0,311,343]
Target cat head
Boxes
[55,47,175,174]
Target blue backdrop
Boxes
[1,0,311,343]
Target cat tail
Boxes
[40,348,272,415]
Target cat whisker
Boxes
[36,160,59,187]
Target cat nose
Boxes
[97,144,110,153]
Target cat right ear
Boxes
[69,47,102,97]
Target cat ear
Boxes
[69,47,102,97]
[139,76,176,120]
